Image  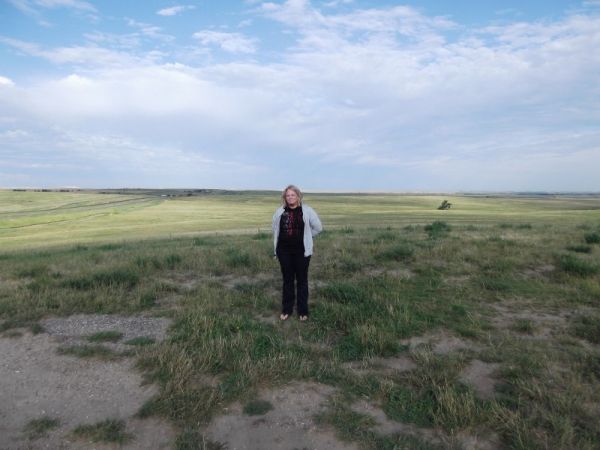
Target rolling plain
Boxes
[1,189,599,449]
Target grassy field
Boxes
[1,190,600,449]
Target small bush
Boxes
[425,221,451,238]
[584,232,600,244]
[243,399,274,415]
[566,245,592,254]
[437,200,452,210]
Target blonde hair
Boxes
[281,184,303,206]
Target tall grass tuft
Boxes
[584,232,600,244]
[425,221,451,238]
[557,254,598,276]
[63,268,140,289]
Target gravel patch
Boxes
[41,314,171,351]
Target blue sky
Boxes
[1,0,599,191]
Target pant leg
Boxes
[277,250,295,315]
[295,254,311,316]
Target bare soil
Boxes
[0,315,174,450]
[204,381,359,450]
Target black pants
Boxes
[277,250,311,316]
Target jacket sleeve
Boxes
[309,208,323,236]
[272,211,279,234]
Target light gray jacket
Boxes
[272,204,323,257]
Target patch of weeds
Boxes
[165,253,183,269]
[372,231,397,243]
[498,223,513,229]
[23,416,60,439]
[478,275,513,292]
[557,254,598,276]
[125,336,155,346]
[0,318,29,332]
[72,244,88,252]
[579,353,600,381]
[16,265,48,278]
[175,428,227,450]
[424,221,451,238]
[72,419,132,444]
[570,315,600,344]
[511,319,536,334]
[384,384,435,427]
[316,405,376,443]
[376,244,414,262]
[567,245,592,254]
[3,329,23,338]
[252,231,269,240]
[86,330,123,342]
[98,243,122,251]
[319,282,368,304]
[224,247,253,268]
[63,268,139,290]
[584,232,600,244]
[193,237,212,246]
[243,399,273,415]
[338,257,362,273]
[57,344,120,360]
[516,223,533,229]
[139,290,158,308]
[339,226,355,234]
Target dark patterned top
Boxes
[277,206,305,252]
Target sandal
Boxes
[280,314,289,321]
[299,315,308,322]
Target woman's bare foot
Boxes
[280,313,289,321]
[299,315,308,321]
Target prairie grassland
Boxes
[1,191,600,449]
[2,190,599,250]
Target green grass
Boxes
[72,419,132,443]
[1,190,600,449]
[125,336,156,346]
[86,330,124,342]
[23,416,61,439]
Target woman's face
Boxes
[285,189,299,208]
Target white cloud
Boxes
[0,76,15,87]
[157,5,196,16]
[126,19,175,42]
[34,0,96,12]
[193,30,258,53]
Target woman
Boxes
[272,185,322,321]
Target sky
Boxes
[0,0,599,191]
